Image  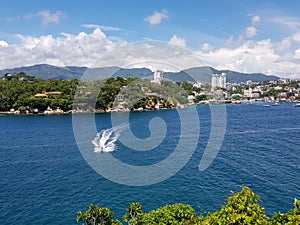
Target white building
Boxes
[246,80,253,85]
[153,70,164,84]
[192,82,203,88]
[211,73,226,89]
[187,95,196,104]
[244,87,260,98]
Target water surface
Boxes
[0,103,299,224]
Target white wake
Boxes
[92,123,128,153]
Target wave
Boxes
[92,123,128,153]
[231,127,300,135]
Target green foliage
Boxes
[95,78,128,110]
[0,72,194,112]
[261,88,281,98]
[179,82,194,95]
[126,203,198,225]
[76,77,139,110]
[17,105,27,112]
[0,73,141,112]
[270,198,300,225]
[132,96,172,110]
[77,187,300,225]
[229,85,243,95]
[194,95,208,103]
[204,186,268,224]
[76,204,121,225]
[112,79,188,110]
[177,81,203,96]
[0,72,79,112]
[1,72,35,81]
[123,202,143,223]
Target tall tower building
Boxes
[211,74,218,89]
[211,73,226,89]
[220,72,226,89]
[153,70,164,83]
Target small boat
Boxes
[272,103,279,106]
[262,104,271,107]
[294,103,300,107]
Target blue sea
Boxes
[0,103,299,224]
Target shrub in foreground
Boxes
[76,186,300,225]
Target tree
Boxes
[123,202,143,224]
[125,203,198,225]
[204,186,268,225]
[195,95,208,103]
[17,106,27,113]
[76,204,121,225]
[270,198,300,225]
[77,187,300,225]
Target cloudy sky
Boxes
[1,0,300,78]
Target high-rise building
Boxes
[220,72,226,88]
[211,74,218,89]
[211,73,226,89]
[153,70,164,83]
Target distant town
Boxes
[0,69,299,115]
[191,72,300,104]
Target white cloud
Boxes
[25,10,65,26]
[294,49,300,59]
[0,29,205,72]
[168,35,186,48]
[0,28,126,70]
[144,10,169,25]
[82,24,121,31]
[245,26,257,38]
[292,32,300,42]
[0,40,8,47]
[200,43,214,53]
[275,38,293,53]
[2,24,300,79]
[197,37,300,78]
[94,41,205,72]
[197,39,277,74]
[225,36,234,46]
[251,15,261,25]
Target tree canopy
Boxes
[0,72,194,113]
[77,186,300,225]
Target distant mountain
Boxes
[0,64,88,80]
[164,67,279,83]
[76,67,153,81]
[219,69,279,83]
[164,67,217,83]
[0,64,280,83]
[112,68,153,79]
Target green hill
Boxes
[0,64,280,83]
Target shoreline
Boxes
[1,100,298,116]
[0,106,177,116]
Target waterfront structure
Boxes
[211,73,226,89]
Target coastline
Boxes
[0,107,176,115]
[1,100,299,116]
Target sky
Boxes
[1,0,300,78]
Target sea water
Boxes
[0,103,299,224]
